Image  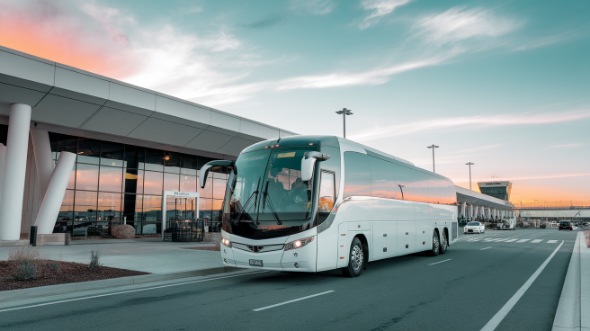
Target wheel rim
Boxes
[351,244,363,271]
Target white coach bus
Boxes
[200,135,458,277]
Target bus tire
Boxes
[439,231,448,255]
[430,231,440,256]
[343,237,365,277]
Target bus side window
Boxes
[317,170,335,224]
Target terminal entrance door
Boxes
[161,191,199,241]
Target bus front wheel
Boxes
[430,231,440,256]
[343,237,365,277]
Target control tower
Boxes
[478,181,512,201]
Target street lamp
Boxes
[427,144,439,172]
[335,108,353,138]
[466,162,474,190]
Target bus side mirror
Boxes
[301,152,330,182]
[199,160,235,188]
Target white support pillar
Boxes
[0,103,32,240]
[31,129,55,196]
[0,143,6,204]
[34,152,76,234]
[460,202,467,218]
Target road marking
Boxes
[547,240,558,244]
[505,239,518,242]
[517,239,530,243]
[531,239,543,243]
[0,270,267,313]
[480,247,492,250]
[253,290,335,312]
[429,259,452,266]
[480,240,564,331]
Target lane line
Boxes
[480,240,564,331]
[531,239,543,243]
[0,271,267,313]
[253,290,334,312]
[517,239,531,243]
[429,259,452,266]
[548,240,558,244]
[480,247,492,251]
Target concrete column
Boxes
[460,202,467,218]
[31,129,54,196]
[0,143,5,204]
[34,152,76,234]
[0,103,32,240]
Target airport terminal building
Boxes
[0,46,294,241]
[1,46,517,242]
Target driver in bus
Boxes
[288,178,308,205]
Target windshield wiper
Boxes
[262,181,282,225]
[234,178,260,224]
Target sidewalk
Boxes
[0,236,236,307]
[552,230,590,331]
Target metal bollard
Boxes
[30,225,38,246]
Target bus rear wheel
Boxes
[430,231,440,256]
[343,237,364,277]
[439,231,448,255]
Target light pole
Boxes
[427,144,439,172]
[466,162,474,190]
[335,108,353,138]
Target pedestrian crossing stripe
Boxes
[460,237,558,244]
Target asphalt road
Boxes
[0,228,577,331]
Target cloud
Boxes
[275,55,448,90]
[350,110,590,142]
[290,0,335,15]
[358,0,412,30]
[546,143,584,149]
[413,7,522,45]
[510,172,590,181]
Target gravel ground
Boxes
[0,259,147,291]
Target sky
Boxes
[1,0,589,207]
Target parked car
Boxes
[558,220,573,230]
[464,221,485,234]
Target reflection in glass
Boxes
[98,192,122,221]
[143,171,163,195]
[180,175,197,192]
[164,172,180,191]
[76,164,99,191]
[143,195,162,222]
[145,148,164,171]
[198,173,213,199]
[99,166,123,192]
[77,138,100,164]
[100,141,124,167]
[126,169,144,194]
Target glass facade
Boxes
[0,126,228,237]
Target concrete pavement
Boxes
[1,231,589,330]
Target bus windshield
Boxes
[222,147,316,239]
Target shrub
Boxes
[8,245,40,261]
[15,260,38,280]
[9,245,40,281]
[89,250,101,270]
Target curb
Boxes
[0,266,240,305]
[552,231,585,330]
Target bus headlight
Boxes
[221,238,232,247]
[284,236,314,251]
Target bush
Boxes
[9,245,40,281]
[15,260,38,280]
[89,250,101,270]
